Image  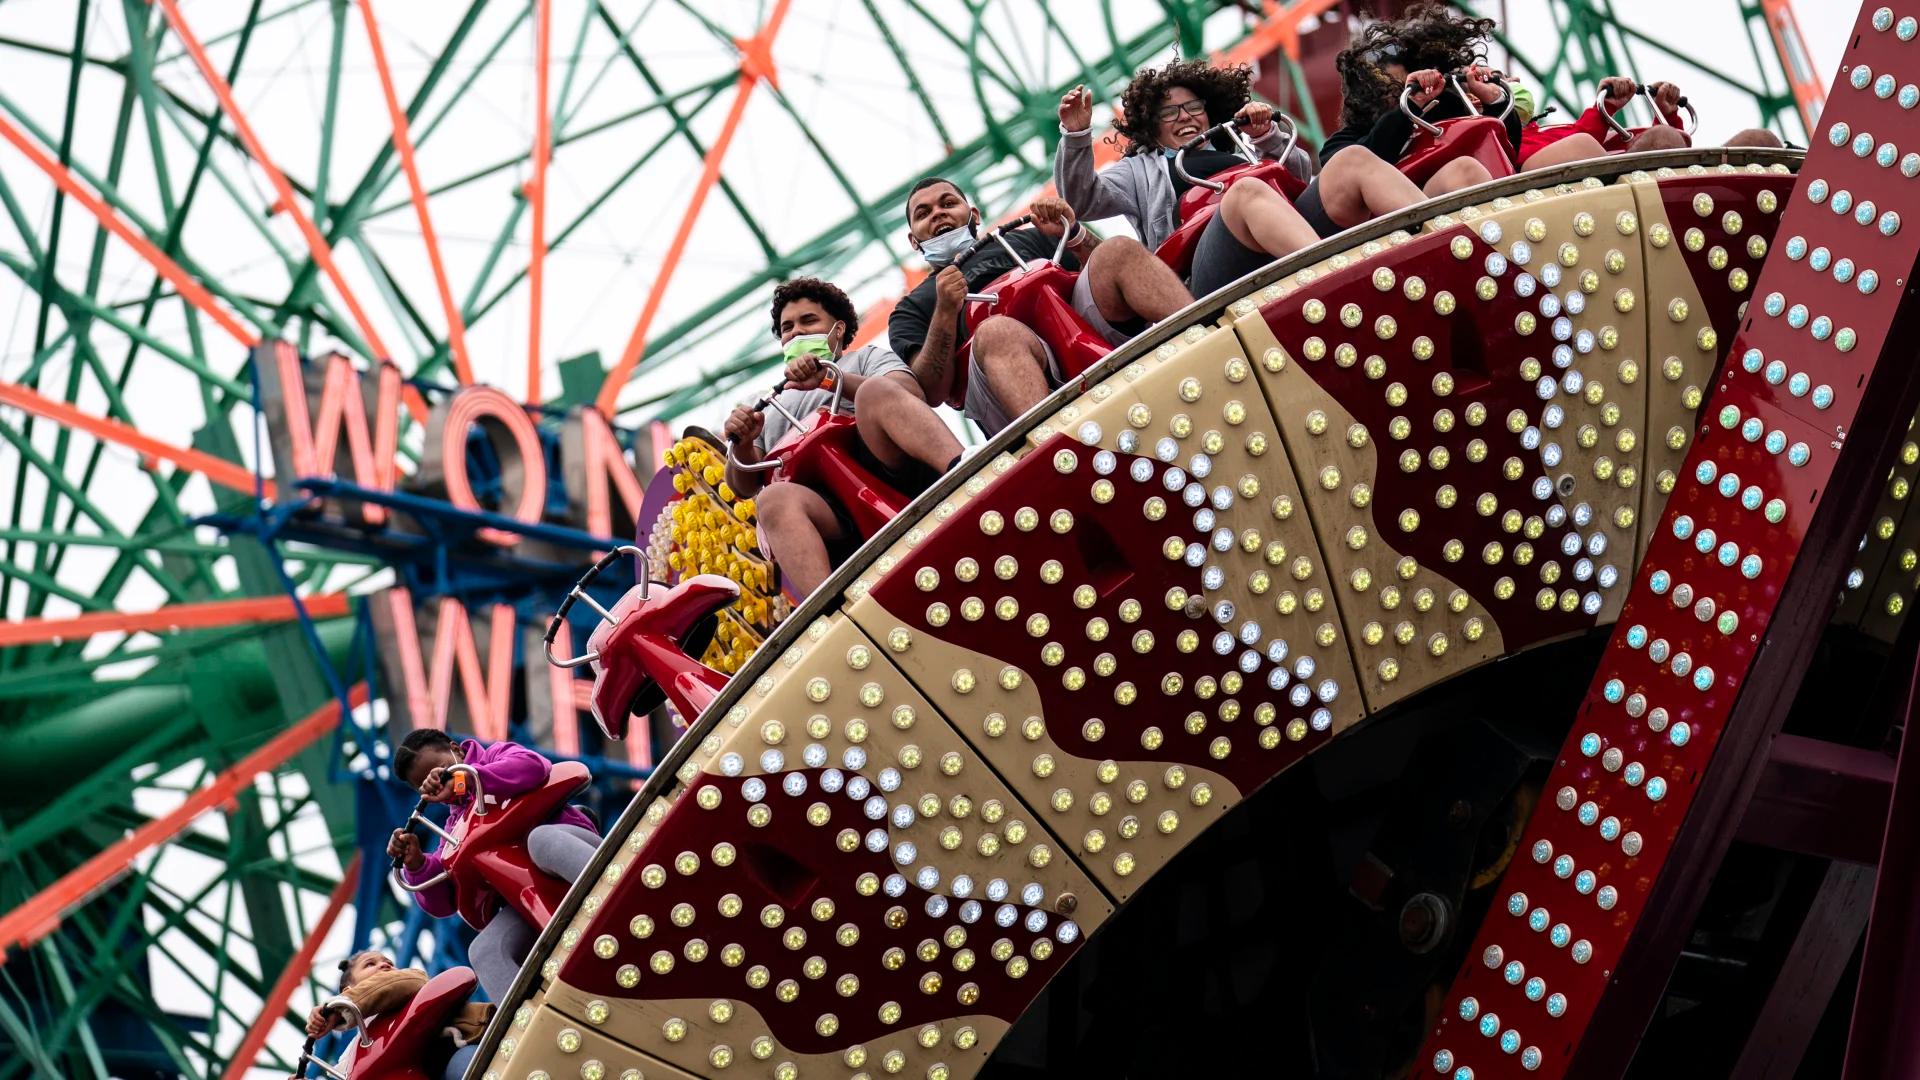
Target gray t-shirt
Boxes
[755,343,913,452]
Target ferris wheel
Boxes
[0,2,1825,1077]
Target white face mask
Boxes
[917,223,977,268]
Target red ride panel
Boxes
[555,765,1084,1052]
[351,967,478,1080]
[1418,7,1920,1078]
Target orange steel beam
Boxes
[527,0,553,405]
[153,0,394,362]
[0,593,349,648]
[0,381,271,498]
[0,114,257,347]
[0,683,370,961]
[1761,0,1825,133]
[356,0,473,386]
[595,0,795,414]
[217,853,361,1080]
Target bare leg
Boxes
[754,481,845,598]
[1522,131,1608,171]
[1217,175,1318,257]
[1083,236,1192,324]
[971,316,1052,420]
[854,375,962,472]
[1317,148,1428,228]
[1629,125,1689,151]
[1423,156,1494,197]
[1725,127,1784,149]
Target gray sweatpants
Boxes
[467,824,600,999]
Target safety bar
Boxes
[545,545,651,669]
[1403,69,1513,136]
[1169,114,1293,195]
[288,994,368,1077]
[956,214,1036,304]
[1596,84,1698,141]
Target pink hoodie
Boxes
[398,739,598,919]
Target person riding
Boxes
[1054,58,1353,293]
[1519,74,1784,169]
[723,277,962,599]
[1300,4,1523,236]
[890,179,1192,437]
[305,951,493,1080]
[388,729,600,1002]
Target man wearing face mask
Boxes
[723,277,962,599]
[891,177,1192,437]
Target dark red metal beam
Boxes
[1842,651,1920,1079]
[1737,734,1896,865]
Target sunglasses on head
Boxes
[1362,41,1406,66]
[1155,99,1209,122]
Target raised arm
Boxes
[467,740,551,799]
[1054,85,1145,224]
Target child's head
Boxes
[393,729,461,792]
[337,950,394,990]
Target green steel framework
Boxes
[0,2,1812,1076]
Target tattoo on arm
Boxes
[914,308,958,400]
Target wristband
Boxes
[1065,223,1087,247]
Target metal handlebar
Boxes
[545,545,651,669]
[1403,69,1513,136]
[288,994,367,1077]
[1595,84,1699,141]
[388,763,481,894]
[1170,114,1296,194]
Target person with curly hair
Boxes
[724,277,962,598]
[1055,57,1351,293]
[1297,4,1523,233]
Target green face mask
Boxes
[781,321,842,365]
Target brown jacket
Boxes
[341,968,493,1046]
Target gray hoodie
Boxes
[1053,123,1315,254]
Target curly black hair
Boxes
[1112,57,1255,156]
[768,277,858,341]
[1334,2,1497,130]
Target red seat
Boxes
[763,410,912,538]
[441,761,594,930]
[1397,115,1518,189]
[587,576,737,738]
[958,260,1112,389]
[349,967,477,1080]
[1155,160,1306,278]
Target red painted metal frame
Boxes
[153,0,392,362]
[0,381,272,497]
[596,0,795,414]
[586,576,738,740]
[440,760,595,931]
[1156,159,1308,279]
[0,684,369,960]
[347,967,480,1080]
[526,0,553,405]
[1843,640,1920,1076]
[218,854,362,1080]
[355,0,473,386]
[0,113,258,347]
[0,592,349,648]
[1398,117,1520,189]
[1417,8,1920,1077]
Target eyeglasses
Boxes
[1155,99,1208,123]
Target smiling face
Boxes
[1153,85,1210,149]
[905,181,977,245]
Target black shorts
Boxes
[1293,176,1344,240]
[1188,212,1280,298]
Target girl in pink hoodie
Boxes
[387,729,599,999]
